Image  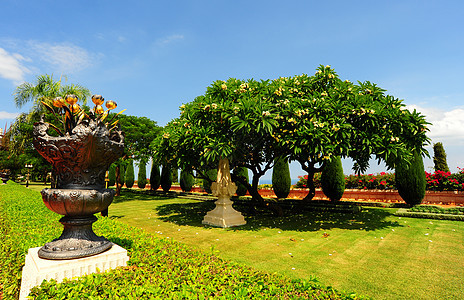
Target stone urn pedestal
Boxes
[33,118,124,260]
[202,158,246,228]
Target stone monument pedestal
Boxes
[19,244,129,300]
[202,196,246,228]
[202,158,246,228]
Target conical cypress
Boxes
[272,156,291,199]
[137,161,147,189]
[161,164,172,192]
[396,151,426,207]
[202,169,217,194]
[321,156,345,202]
[118,163,125,186]
[180,169,194,192]
[108,163,116,187]
[433,142,450,172]
[150,163,161,190]
[125,160,135,188]
[233,167,249,196]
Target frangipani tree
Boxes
[153,65,430,206]
[152,78,285,204]
[268,65,430,200]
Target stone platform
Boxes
[19,244,129,300]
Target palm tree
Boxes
[14,74,90,119]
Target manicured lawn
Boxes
[108,189,464,300]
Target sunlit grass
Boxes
[109,189,464,300]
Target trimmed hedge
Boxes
[395,208,464,221]
[0,182,361,299]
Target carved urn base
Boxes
[38,188,115,260]
[38,215,112,260]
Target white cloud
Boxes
[407,105,464,145]
[0,111,20,120]
[29,41,94,73]
[156,34,184,46]
[0,48,30,83]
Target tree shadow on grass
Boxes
[154,201,403,232]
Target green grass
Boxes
[1,182,359,299]
[108,189,464,300]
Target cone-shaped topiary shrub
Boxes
[150,163,161,191]
[118,163,125,186]
[396,151,426,207]
[180,169,194,192]
[433,142,450,172]
[125,160,135,188]
[161,164,172,192]
[321,156,345,202]
[108,163,116,187]
[202,169,217,194]
[137,161,147,189]
[233,167,249,196]
[171,168,179,184]
[272,156,291,199]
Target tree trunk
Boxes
[302,170,316,202]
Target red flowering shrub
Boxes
[425,169,464,191]
[293,168,464,191]
[295,173,321,188]
[345,172,396,190]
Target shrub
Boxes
[180,169,194,192]
[233,167,249,196]
[108,163,116,187]
[272,156,291,199]
[118,163,125,186]
[171,168,179,184]
[150,163,161,191]
[137,161,147,189]
[160,164,172,192]
[321,156,345,202]
[202,169,217,194]
[395,151,426,207]
[125,160,135,188]
[425,169,464,191]
[433,142,450,172]
[295,173,321,189]
[345,172,395,190]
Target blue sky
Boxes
[1,0,464,180]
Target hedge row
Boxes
[0,182,363,299]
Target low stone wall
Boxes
[142,184,464,206]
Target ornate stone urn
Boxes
[33,101,124,259]
[0,169,10,184]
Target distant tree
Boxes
[233,167,249,196]
[137,160,147,189]
[180,169,194,192]
[125,160,135,188]
[396,151,426,207]
[272,156,291,199]
[150,163,161,191]
[320,156,345,202]
[433,142,450,172]
[160,164,172,192]
[13,74,90,119]
[108,163,116,186]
